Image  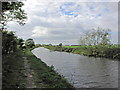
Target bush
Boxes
[2,30,18,54]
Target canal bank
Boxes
[3,48,75,89]
[25,49,75,88]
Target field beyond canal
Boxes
[43,45,120,59]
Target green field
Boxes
[63,45,120,49]
[63,46,82,48]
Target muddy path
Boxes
[23,57,36,88]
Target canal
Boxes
[32,47,118,88]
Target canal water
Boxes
[32,47,118,88]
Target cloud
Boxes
[32,26,48,37]
[7,1,118,45]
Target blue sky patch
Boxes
[97,13,102,16]
[60,2,81,17]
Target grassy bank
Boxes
[24,49,75,88]
[3,49,27,88]
[43,45,120,59]
[3,48,75,89]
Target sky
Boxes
[7,0,119,45]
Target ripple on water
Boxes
[74,83,89,88]
[83,81,99,85]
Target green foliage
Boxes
[2,30,18,54]
[59,43,62,47]
[25,38,35,48]
[1,1,27,54]
[3,49,26,88]
[48,44,52,46]
[1,2,27,29]
[64,46,81,48]
[18,38,24,48]
[1,1,27,53]
[79,27,111,46]
[64,45,120,49]
[35,44,41,47]
[44,45,120,59]
[79,27,112,56]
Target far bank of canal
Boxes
[32,47,119,88]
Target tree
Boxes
[18,38,24,48]
[49,44,52,46]
[2,30,18,54]
[59,43,62,47]
[25,38,35,48]
[79,27,111,56]
[1,1,27,30]
[79,27,111,46]
[1,1,27,55]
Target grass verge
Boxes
[2,49,27,88]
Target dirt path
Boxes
[23,57,36,88]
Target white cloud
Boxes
[8,1,118,44]
[32,26,48,37]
